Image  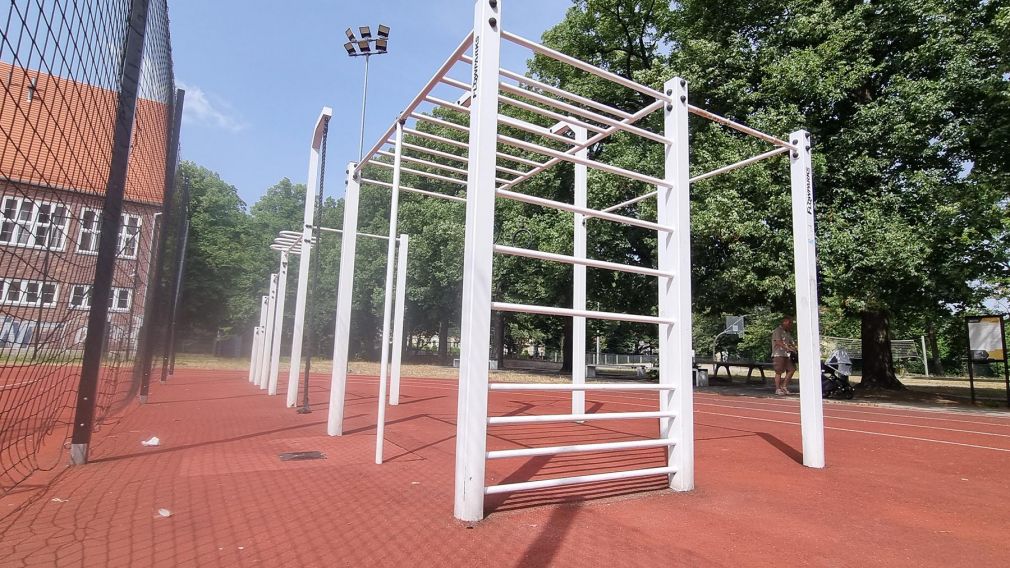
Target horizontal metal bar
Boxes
[424,95,471,115]
[495,188,670,233]
[315,226,397,242]
[487,438,674,459]
[403,126,545,170]
[498,113,581,146]
[378,149,470,177]
[489,383,676,391]
[501,31,670,103]
[402,141,467,164]
[601,191,656,213]
[494,244,673,278]
[360,177,467,204]
[458,56,634,121]
[690,146,790,183]
[355,32,474,175]
[499,91,604,136]
[687,105,795,150]
[492,301,673,325]
[498,133,670,188]
[489,410,677,425]
[483,466,677,495]
[410,112,469,134]
[498,100,664,191]
[499,82,669,145]
[367,159,468,186]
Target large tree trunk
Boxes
[438,318,449,366]
[560,317,574,373]
[858,310,905,390]
[492,312,506,370]
[927,321,945,376]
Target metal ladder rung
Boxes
[484,466,677,495]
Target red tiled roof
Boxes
[0,62,170,205]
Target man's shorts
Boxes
[773,356,795,373]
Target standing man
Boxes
[771,316,798,395]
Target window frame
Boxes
[1,195,70,251]
[1,278,59,307]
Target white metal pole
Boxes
[389,234,409,405]
[287,107,332,408]
[375,124,405,463]
[661,77,695,491]
[255,295,269,389]
[248,327,261,383]
[789,129,825,468]
[358,54,370,161]
[259,274,278,389]
[454,0,502,523]
[572,125,587,416]
[268,252,288,396]
[328,164,362,436]
[921,335,929,377]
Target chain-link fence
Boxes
[0,0,180,494]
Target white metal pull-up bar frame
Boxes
[328,0,823,522]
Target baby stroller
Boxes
[821,349,855,400]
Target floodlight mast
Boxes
[345,24,390,161]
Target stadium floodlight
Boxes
[344,24,391,160]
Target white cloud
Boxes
[177,81,247,132]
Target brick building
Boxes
[0,62,170,355]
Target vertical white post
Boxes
[454,0,501,523]
[920,335,929,377]
[268,252,289,396]
[661,77,694,491]
[376,123,405,447]
[789,129,825,468]
[328,164,361,436]
[259,274,278,389]
[572,125,587,415]
[255,295,269,389]
[248,327,261,383]
[287,107,333,408]
[389,233,409,405]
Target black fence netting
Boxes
[0,0,178,495]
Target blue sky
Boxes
[169,0,573,206]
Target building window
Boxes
[77,209,143,258]
[68,284,132,312]
[1,196,69,250]
[1,279,58,307]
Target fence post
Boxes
[137,88,184,403]
[70,0,151,466]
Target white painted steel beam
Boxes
[489,383,675,391]
[789,129,825,468]
[362,178,467,203]
[487,438,675,459]
[376,124,404,464]
[256,295,269,389]
[501,31,670,104]
[287,107,332,408]
[571,125,588,416]
[328,164,361,436]
[267,252,288,396]
[489,410,677,425]
[495,188,671,233]
[687,105,795,150]
[367,158,468,186]
[661,77,695,492]
[389,234,409,406]
[454,0,501,523]
[492,301,673,325]
[493,245,673,278]
[484,466,678,495]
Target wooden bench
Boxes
[695,359,774,384]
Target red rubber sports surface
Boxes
[2,369,1008,567]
